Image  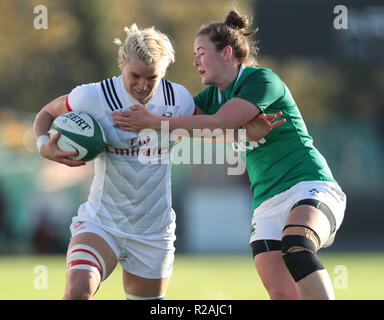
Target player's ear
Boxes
[222,45,233,62]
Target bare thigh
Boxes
[284,205,331,249]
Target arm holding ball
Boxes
[33,95,86,167]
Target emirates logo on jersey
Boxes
[105,134,170,158]
[105,143,170,157]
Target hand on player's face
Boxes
[40,133,86,167]
[243,111,286,141]
[113,105,157,132]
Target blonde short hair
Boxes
[114,24,175,69]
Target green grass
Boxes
[0,252,383,300]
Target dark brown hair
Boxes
[197,10,259,66]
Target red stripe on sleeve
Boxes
[193,106,197,115]
[65,95,72,111]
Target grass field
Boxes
[0,252,383,300]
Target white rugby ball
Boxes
[50,111,106,162]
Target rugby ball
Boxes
[50,111,106,162]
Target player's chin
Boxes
[133,91,152,103]
[201,75,212,86]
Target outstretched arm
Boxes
[113,97,285,141]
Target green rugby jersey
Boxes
[193,65,336,209]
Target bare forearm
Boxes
[33,109,55,138]
[155,99,259,133]
[156,115,240,144]
[157,114,234,133]
[33,95,67,139]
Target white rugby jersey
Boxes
[66,75,196,235]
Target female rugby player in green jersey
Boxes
[113,10,346,300]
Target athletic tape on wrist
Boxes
[36,135,50,153]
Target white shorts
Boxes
[249,181,346,247]
[69,218,176,279]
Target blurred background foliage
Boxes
[0,0,383,254]
[0,0,235,114]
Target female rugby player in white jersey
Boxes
[33,24,197,300]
